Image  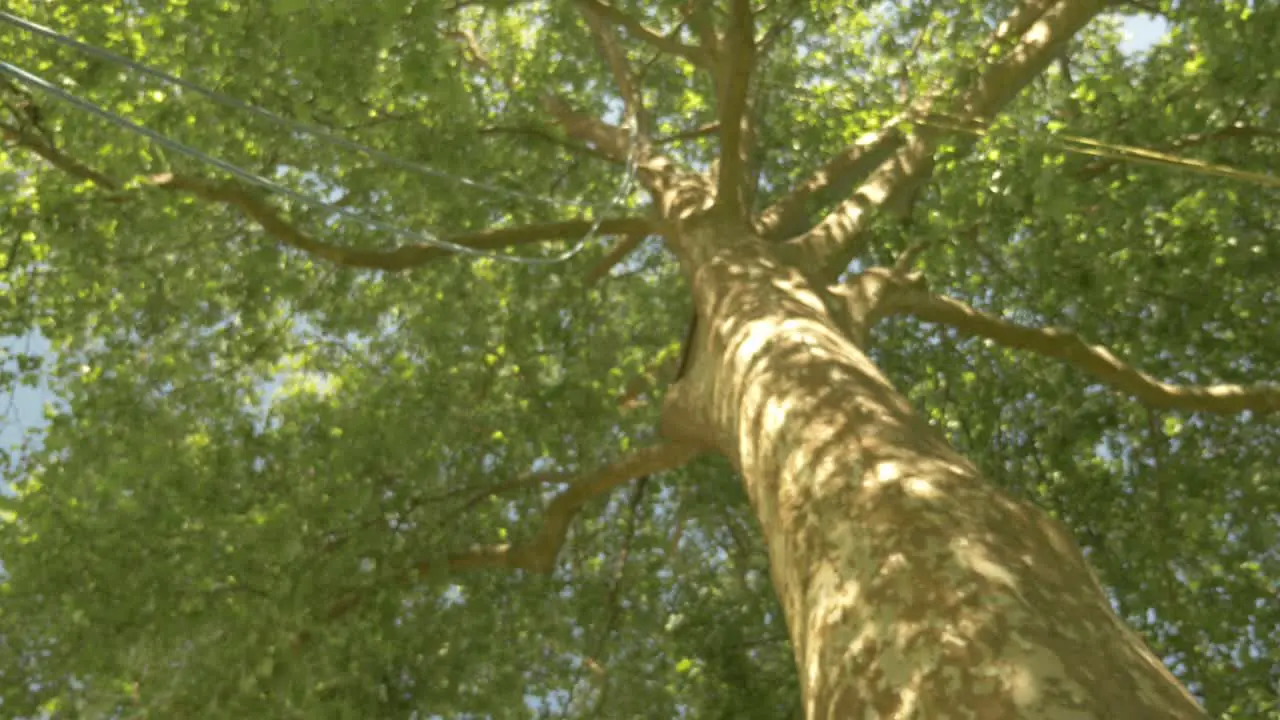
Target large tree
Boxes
[1,0,1277,717]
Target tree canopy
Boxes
[1,0,1277,717]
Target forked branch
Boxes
[872,275,1280,415]
[414,442,702,576]
[310,442,700,632]
[789,0,1109,280]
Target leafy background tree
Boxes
[0,0,1277,718]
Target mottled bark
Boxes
[661,219,1208,720]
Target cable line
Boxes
[0,10,597,210]
[0,59,638,265]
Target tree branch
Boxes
[3,124,652,270]
[757,2,804,55]
[585,231,648,285]
[478,124,619,163]
[415,442,702,576]
[1,123,114,186]
[683,0,721,60]
[789,0,1109,281]
[152,175,654,270]
[308,442,700,635]
[656,121,720,146]
[755,121,908,240]
[544,95,701,201]
[543,95,633,163]
[874,275,1280,416]
[983,0,1063,59]
[714,0,756,219]
[577,0,650,135]
[577,0,708,66]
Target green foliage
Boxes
[1,0,1277,718]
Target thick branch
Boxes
[577,0,707,66]
[757,0,1047,243]
[714,0,756,219]
[416,442,702,576]
[790,0,1109,281]
[577,1,650,135]
[684,1,720,60]
[544,95,702,203]
[544,96,633,163]
[3,125,652,270]
[876,277,1280,416]
[984,0,1063,58]
[755,121,908,240]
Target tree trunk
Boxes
[662,220,1208,719]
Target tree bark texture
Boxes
[661,218,1208,720]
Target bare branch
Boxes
[441,28,501,78]
[714,0,756,219]
[789,0,1110,281]
[874,275,1280,416]
[578,0,708,66]
[3,125,652,270]
[415,442,702,576]
[577,1,650,135]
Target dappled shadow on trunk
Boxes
[661,224,1207,719]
